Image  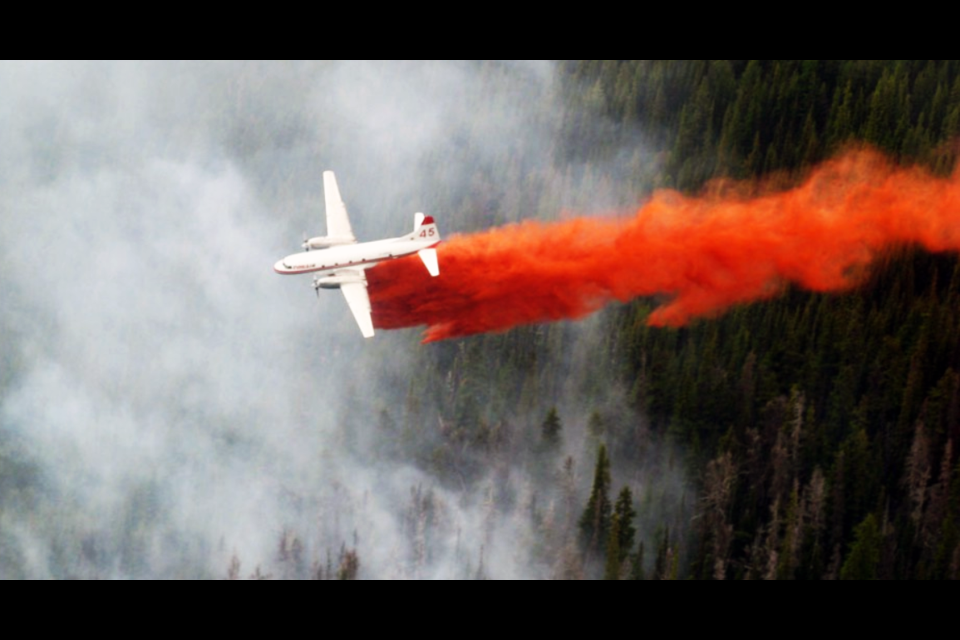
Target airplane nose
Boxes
[274,260,290,274]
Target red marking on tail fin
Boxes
[421,216,435,225]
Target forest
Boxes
[396,60,960,579]
[578,60,960,579]
[1,60,959,579]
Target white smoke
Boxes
[0,61,686,579]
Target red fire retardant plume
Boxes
[367,148,960,343]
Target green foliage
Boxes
[385,61,960,579]
[604,513,622,580]
[558,61,960,579]
[840,513,882,580]
[602,486,638,580]
[579,444,612,558]
[541,406,562,451]
[560,60,960,184]
[9,60,960,579]
[613,487,637,565]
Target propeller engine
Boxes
[312,271,365,292]
[302,235,355,251]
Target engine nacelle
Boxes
[304,235,355,250]
[314,273,366,290]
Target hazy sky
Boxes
[0,61,685,579]
[0,61,564,578]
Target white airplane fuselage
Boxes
[274,235,440,281]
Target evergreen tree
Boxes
[541,406,563,452]
[613,487,637,565]
[631,541,646,580]
[587,410,605,444]
[604,513,622,580]
[579,444,612,558]
[840,513,882,580]
[653,525,672,580]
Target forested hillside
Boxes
[578,60,960,579]
[1,61,958,579]
[398,61,960,579]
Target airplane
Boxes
[274,171,441,338]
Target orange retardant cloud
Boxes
[367,148,960,343]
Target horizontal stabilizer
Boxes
[418,248,440,277]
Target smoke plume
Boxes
[369,148,960,342]
[5,61,677,579]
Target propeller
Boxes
[302,232,311,251]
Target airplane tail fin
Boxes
[413,213,440,238]
[413,213,440,277]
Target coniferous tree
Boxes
[587,410,605,444]
[653,525,672,580]
[579,444,612,559]
[541,406,562,452]
[613,487,637,566]
[631,540,646,580]
[604,513,622,580]
[840,513,882,580]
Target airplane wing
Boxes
[323,171,356,242]
[340,276,375,338]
